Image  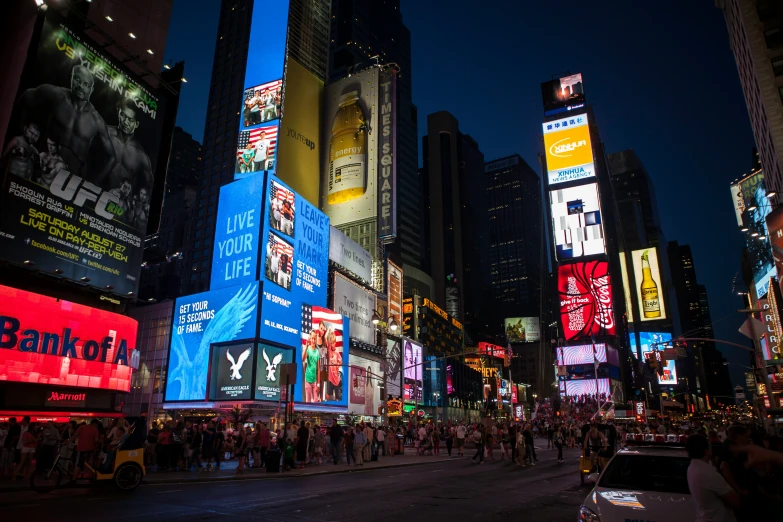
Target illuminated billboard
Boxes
[241,79,282,131]
[403,339,423,403]
[631,248,667,321]
[275,58,323,205]
[760,291,783,361]
[556,343,607,366]
[258,173,330,348]
[0,284,136,392]
[235,123,278,179]
[0,14,169,295]
[504,317,540,342]
[320,68,380,229]
[635,332,677,386]
[559,378,610,397]
[255,343,293,401]
[387,260,403,326]
[300,305,348,406]
[541,73,585,116]
[166,282,260,401]
[619,253,634,323]
[542,113,595,185]
[385,338,402,397]
[558,260,616,341]
[210,174,265,290]
[550,182,605,259]
[348,353,382,415]
[209,342,255,401]
[332,272,377,345]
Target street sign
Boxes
[745,372,756,390]
[738,317,765,341]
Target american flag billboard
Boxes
[268,179,295,237]
[264,232,293,291]
[235,124,278,175]
[301,305,344,404]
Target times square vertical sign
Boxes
[377,69,397,241]
[0,13,167,296]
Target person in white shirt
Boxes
[686,434,739,522]
[269,249,280,284]
[376,427,386,456]
[456,423,467,456]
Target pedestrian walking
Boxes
[354,425,366,466]
[554,426,565,464]
[330,420,342,465]
[456,422,466,456]
[472,425,485,464]
[445,426,453,456]
[344,426,356,466]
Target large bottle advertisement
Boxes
[0,14,168,295]
[319,68,380,228]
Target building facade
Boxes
[716,0,783,198]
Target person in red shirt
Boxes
[69,420,100,479]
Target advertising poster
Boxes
[0,284,136,392]
[385,338,402,398]
[730,183,744,226]
[550,182,605,259]
[504,317,540,342]
[0,15,168,295]
[255,343,292,401]
[619,252,635,323]
[377,69,397,240]
[259,174,330,348]
[387,260,403,325]
[558,260,616,341]
[556,343,608,365]
[210,174,265,290]
[300,305,347,405]
[766,206,783,292]
[348,354,381,416]
[403,339,423,403]
[759,293,783,361]
[332,272,377,345]
[559,378,609,397]
[235,123,278,179]
[166,282,259,401]
[631,248,667,321]
[209,343,254,401]
[320,68,380,228]
[542,113,594,185]
[241,79,282,132]
[636,332,677,385]
[275,58,322,205]
[541,73,585,115]
[328,226,372,282]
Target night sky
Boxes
[164,0,755,389]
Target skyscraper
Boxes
[183,0,331,295]
[328,0,422,269]
[140,127,203,301]
[421,111,487,340]
[716,0,783,198]
[485,155,542,325]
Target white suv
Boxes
[579,445,694,522]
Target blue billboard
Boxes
[259,174,330,347]
[244,1,289,89]
[210,175,265,290]
[631,331,678,387]
[165,282,260,401]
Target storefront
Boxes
[0,284,139,423]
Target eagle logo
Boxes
[226,347,252,380]
[263,348,284,382]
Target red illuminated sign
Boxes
[634,401,646,422]
[0,285,137,392]
[558,261,616,341]
[477,342,506,358]
[45,391,87,407]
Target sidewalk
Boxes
[0,450,463,492]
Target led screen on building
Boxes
[210,174,265,291]
[619,252,634,323]
[241,79,282,132]
[550,182,605,259]
[165,282,259,401]
[403,339,423,403]
[348,353,382,416]
[558,260,616,341]
[631,248,667,322]
[385,338,402,398]
[556,343,607,365]
[300,305,348,406]
[388,260,403,327]
[541,73,585,116]
[0,284,137,392]
[559,378,610,397]
[504,317,540,342]
[632,332,678,386]
[332,272,377,345]
[542,113,594,185]
[320,68,380,229]
[258,173,330,348]
[0,13,169,295]
[255,343,293,401]
[209,342,255,401]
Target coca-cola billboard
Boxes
[558,261,616,341]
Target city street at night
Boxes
[0,448,585,521]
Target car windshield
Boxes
[598,454,690,494]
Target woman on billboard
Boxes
[364,365,374,416]
[325,329,342,402]
[302,330,320,403]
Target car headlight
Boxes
[579,505,600,522]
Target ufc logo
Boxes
[50,170,123,221]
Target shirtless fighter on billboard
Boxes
[17,64,117,187]
[107,98,154,197]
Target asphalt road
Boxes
[0,447,588,521]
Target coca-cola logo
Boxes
[558,261,615,340]
[591,275,615,330]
